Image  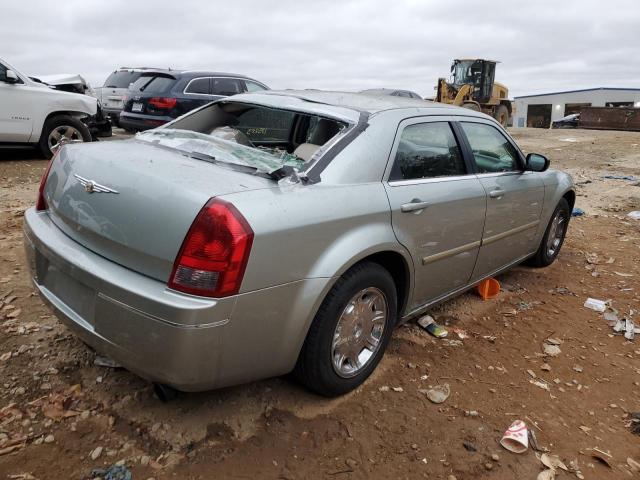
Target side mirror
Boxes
[4,69,19,84]
[526,153,550,172]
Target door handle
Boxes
[401,199,430,213]
[489,189,505,199]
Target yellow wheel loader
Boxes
[435,59,511,126]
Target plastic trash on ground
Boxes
[571,207,585,217]
[476,278,500,300]
[417,315,448,338]
[500,420,528,453]
[584,298,607,312]
[628,211,640,220]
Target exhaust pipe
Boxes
[153,383,178,402]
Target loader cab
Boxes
[451,59,497,104]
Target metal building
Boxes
[513,87,640,128]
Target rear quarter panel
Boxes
[533,169,574,243]
[222,181,412,293]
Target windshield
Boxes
[452,60,481,86]
[136,129,306,173]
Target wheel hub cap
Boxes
[331,287,388,378]
[546,211,566,257]
[48,125,84,153]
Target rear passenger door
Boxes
[457,120,545,279]
[384,117,487,310]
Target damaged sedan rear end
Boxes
[24,91,575,396]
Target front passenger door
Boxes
[384,118,487,310]
[458,120,545,279]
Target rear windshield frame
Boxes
[103,70,143,89]
[130,74,176,94]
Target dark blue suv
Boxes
[119,70,268,131]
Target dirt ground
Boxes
[1,127,639,480]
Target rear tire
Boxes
[39,115,91,158]
[528,198,570,268]
[494,104,509,127]
[294,262,397,397]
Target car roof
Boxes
[130,69,254,80]
[232,90,486,119]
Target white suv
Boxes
[0,58,97,158]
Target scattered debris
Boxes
[627,457,640,472]
[591,451,612,468]
[540,453,568,471]
[528,430,543,452]
[602,174,638,181]
[543,342,562,357]
[463,441,477,452]
[423,384,450,404]
[584,298,607,312]
[571,207,585,217]
[629,412,640,435]
[417,315,448,338]
[627,211,640,220]
[500,420,528,453]
[392,386,404,392]
[90,465,132,480]
[530,379,550,391]
[90,446,103,460]
[94,355,122,368]
[537,469,556,480]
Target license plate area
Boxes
[131,102,144,112]
[39,254,96,325]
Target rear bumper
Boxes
[23,208,330,391]
[119,112,172,131]
[102,106,122,117]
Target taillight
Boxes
[148,97,177,109]
[168,198,254,297]
[36,150,58,211]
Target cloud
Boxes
[2,0,639,97]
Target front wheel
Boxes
[528,198,570,267]
[294,262,397,397]
[39,115,92,158]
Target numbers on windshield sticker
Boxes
[246,127,267,135]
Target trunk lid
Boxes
[43,140,275,281]
[122,73,178,117]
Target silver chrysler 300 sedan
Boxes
[23,91,574,397]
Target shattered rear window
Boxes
[136,129,305,173]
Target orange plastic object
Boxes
[476,278,500,300]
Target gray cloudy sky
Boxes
[2,0,639,98]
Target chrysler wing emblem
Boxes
[74,174,119,194]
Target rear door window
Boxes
[211,78,242,96]
[130,75,175,93]
[390,122,466,181]
[184,78,211,95]
[0,63,7,82]
[459,122,520,173]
